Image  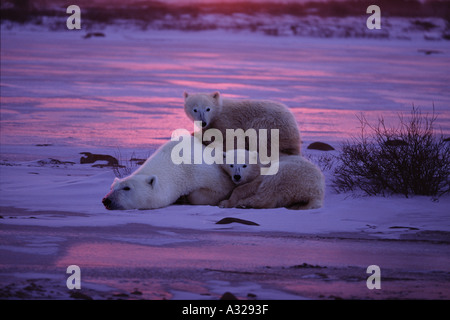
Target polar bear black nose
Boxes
[102,197,112,208]
[233,175,241,181]
[201,121,207,127]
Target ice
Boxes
[1,25,449,149]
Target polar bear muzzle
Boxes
[102,195,124,210]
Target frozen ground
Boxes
[1,24,450,299]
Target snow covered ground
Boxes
[1,21,450,300]
[1,148,449,238]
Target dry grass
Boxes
[333,106,450,198]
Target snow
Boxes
[1,148,448,239]
[1,21,450,299]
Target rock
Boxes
[220,292,238,300]
[418,49,443,55]
[131,289,142,295]
[84,32,105,39]
[70,291,93,300]
[113,292,129,298]
[389,226,419,231]
[80,152,122,168]
[307,142,335,151]
[290,263,326,269]
[216,217,259,226]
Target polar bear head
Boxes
[102,174,165,210]
[184,91,223,129]
[221,149,261,185]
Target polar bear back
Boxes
[184,92,302,156]
[220,99,296,129]
[217,99,301,155]
[262,155,325,209]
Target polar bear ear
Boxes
[183,91,189,100]
[212,91,220,100]
[112,177,120,187]
[146,175,158,189]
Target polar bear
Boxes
[184,91,302,155]
[102,136,235,210]
[220,149,324,210]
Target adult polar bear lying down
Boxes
[102,136,234,210]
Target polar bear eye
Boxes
[230,164,234,168]
[193,108,198,113]
[243,165,247,168]
[206,107,211,112]
[123,186,131,191]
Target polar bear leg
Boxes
[219,180,261,208]
[234,193,278,209]
[286,194,323,210]
[224,180,278,209]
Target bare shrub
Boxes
[333,106,450,198]
[112,149,151,179]
[305,152,337,172]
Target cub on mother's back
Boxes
[184,91,302,155]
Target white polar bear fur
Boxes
[220,150,325,210]
[184,91,302,155]
[102,136,235,210]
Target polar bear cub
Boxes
[220,149,325,210]
[184,91,302,155]
[102,136,234,210]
